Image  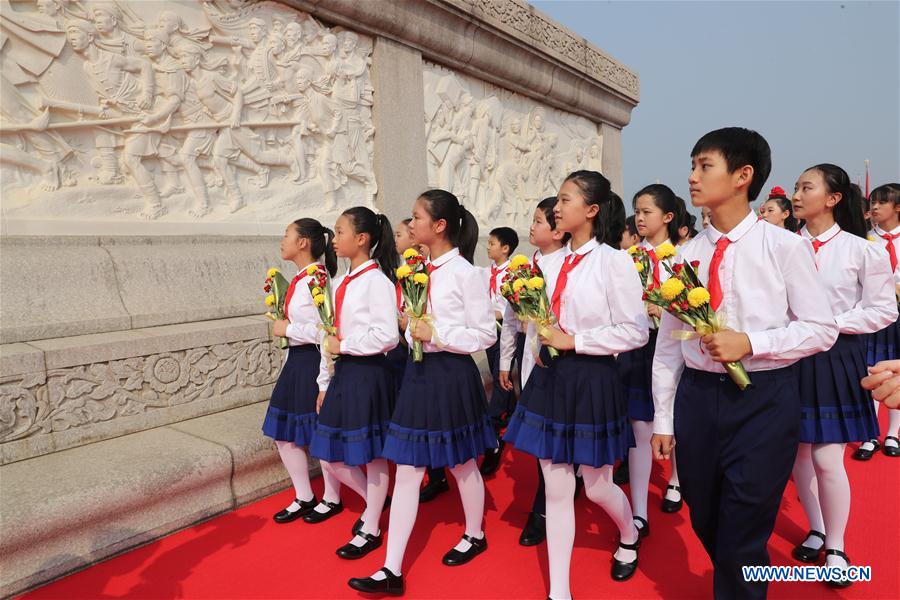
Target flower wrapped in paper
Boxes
[262,267,291,349]
[305,264,338,369]
[500,254,559,360]
[644,260,752,391]
[396,248,430,362]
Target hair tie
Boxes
[768,185,786,200]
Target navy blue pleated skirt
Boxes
[386,343,409,390]
[616,329,658,422]
[504,348,632,468]
[309,354,396,466]
[799,334,879,444]
[262,344,320,446]
[867,315,899,364]
[382,352,497,468]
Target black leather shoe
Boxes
[273,496,317,523]
[352,517,364,536]
[661,485,683,513]
[442,534,488,566]
[479,441,505,477]
[791,530,825,563]
[302,500,343,524]
[633,515,650,540]
[883,436,900,457]
[610,531,640,581]
[824,549,852,588]
[419,477,449,503]
[337,531,383,560]
[519,512,546,546]
[852,439,880,461]
[348,567,404,595]
[613,458,630,485]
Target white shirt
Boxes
[485,259,510,316]
[317,260,400,391]
[499,246,569,385]
[285,263,326,346]
[801,224,897,334]
[652,211,839,435]
[405,247,497,354]
[870,225,900,286]
[554,238,649,356]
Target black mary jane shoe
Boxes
[351,496,392,536]
[519,512,546,546]
[348,567,404,596]
[661,485,683,513]
[852,439,880,461]
[791,530,825,563]
[611,530,640,582]
[442,534,488,566]
[824,549,852,589]
[633,516,650,540]
[337,530,383,560]
[479,441,505,477]
[302,500,343,524]
[883,436,900,457]
[273,496,317,523]
[613,458,630,485]
[419,477,449,503]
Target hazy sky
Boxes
[533,0,900,208]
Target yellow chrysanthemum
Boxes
[403,248,418,260]
[512,279,526,293]
[660,278,685,301]
[655,242,677,260]
[313,293,326,307]
[687,287,711,308]
[265,294,276,307]
[627,245,639,255]
[509,254,530,269]
[396,264,412,279]
[634,262,644,273]
[267,267,280,278]
[306,265,318,276]
[500,283,511,296]
[526,276,544,290]
[413,273,429,285]
[312,287,322,296]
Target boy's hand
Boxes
[272,319,289,337]
[499,371,514,391]
[701,331,752,363]
[651,434,675,460]
[324,335,342,356]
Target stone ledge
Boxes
[0,401,291,598]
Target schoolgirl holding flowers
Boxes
[504,171,649,597]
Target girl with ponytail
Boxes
[306,207,400,560]
[761,186,800,232]
[265,219,341,525]
[504,170,649,596]
[349,190,497,596]
[788,164,897,587]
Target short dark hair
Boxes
[490,226,519,254]
[691,127,772,201]
[870,183,900,206]
[624,214,638,237]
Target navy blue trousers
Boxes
[486,333,526,431]
[674,367,800,600]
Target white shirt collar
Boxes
[707,209,758,244]
[298,262,319,278]
[430,247,460,268]
[566,237,600,256]
[801,223,841,243]
[347,259,376,277]
[874,224,900,237]
[640,238,673,251]
[492,259,510,271]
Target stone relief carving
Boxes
[0,338,280,443]
[0,0,376,225]
[424,62,603,229]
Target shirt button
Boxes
[719,375,726,383]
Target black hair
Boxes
[563,170,623,246]
[806,164,867,239]
[537,196,571,243]
[685,213,699,240]
[633,184,681,243]
[691,127,772,201]
[764,194,799,232]
[418,189,479,263]
[341,206,400,281]
[870,183,900,206]
[624,215,638,237]
[489,227,519,256]
[401,218,412,226]
[293,217,337,277]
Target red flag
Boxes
[865,160,870,199]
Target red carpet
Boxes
[25,410,899,599]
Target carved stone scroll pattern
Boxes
[0,338,280,443]
[0,0,376,225]
[424,62,604,230]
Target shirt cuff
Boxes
[318,383,328,392]
[653,417,674,436]
[285,323,299,342]
[746,330,770,358]
[499,358,512,371]
[573,333,587,354]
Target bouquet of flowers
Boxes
[643,260,752,391]
[500,254,558,359]
[305,264,337,337]
[396,248,430,362]
[263,267,291,349]
[626,242,678,328]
